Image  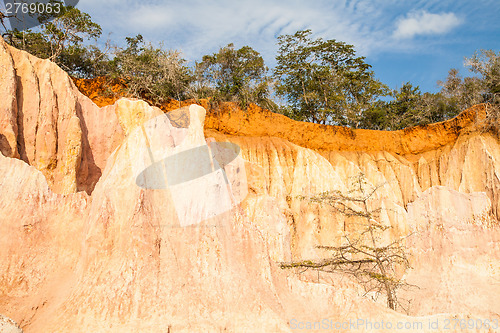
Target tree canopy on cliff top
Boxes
[274,29,388,127]
[1,6,498,130]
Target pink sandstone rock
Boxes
[0,36,499,332]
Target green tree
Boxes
[418,92,462,124]
[112,34,192,105]
[194,43,272,108]
[5,5,105,78]
[463,50,500,134]
[438,68,483,112]
[358,100,390,130]
[368,82,462,131]
[274,29,388,126]
[385,82,423,130]
[40,5,101,62]
[437,50,500,112]
[466,49,500,104]
[8,29,51,58]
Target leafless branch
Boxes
[281,173,415,312]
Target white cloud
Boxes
[394,11,462,39]
[127,5,173,31]
[76,0,477,63]
[79,0,394,57]
[158,0,390,59]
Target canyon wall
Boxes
[204,104,500,318]
[1,37,499,331]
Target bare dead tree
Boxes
[281,173,414,312]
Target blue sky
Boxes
[17,0,500,93]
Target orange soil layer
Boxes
[72,77,127,107]
[73,77,487,155]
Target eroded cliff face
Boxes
[0,38,125,194]
[1,37,499,332]
[203,105,500,318]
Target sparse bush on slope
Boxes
[110,34,192,106]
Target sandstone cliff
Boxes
[1,37,499,332]
[202,103,500,319]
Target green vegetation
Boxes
[194,43,273,109]
[7,5,103,77]
[274,29,388,126]
[1,6,498,129]
[111,34,192,105]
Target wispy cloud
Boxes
[393,11,462,39]
[127,5,173,31]
[76,0,490,72]
[79,0,397,60]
